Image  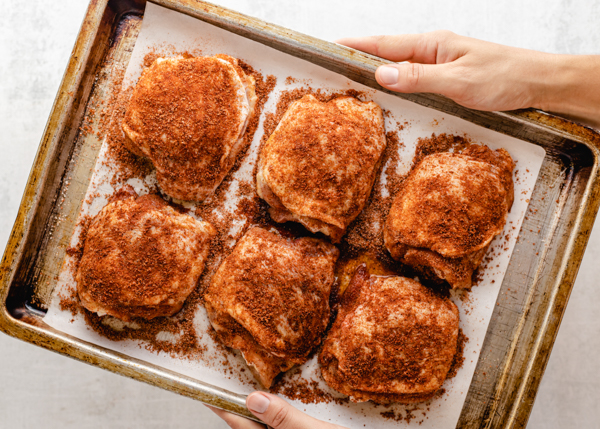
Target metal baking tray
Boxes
[2,0,599,427]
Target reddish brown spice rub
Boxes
[384,142,515,288]
[122,55,257,202]
[204,227,339,388]
[76,188,215,320]
[62,53,278,366]
[257,94,387,242]
[65,70,478,408]
[319,266,459,404]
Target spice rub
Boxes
[204,227,339,388]
[122,55,257,202]
[384,144,515,288]
[319,266,459,403]
[76,187,215,320]
[257,94,387,242]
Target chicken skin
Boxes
[319,267,459,403]
[257,95,386,242]
[77,188,215,321]
[384,145,514,288]
[204,227,339,388]
[122,55,257,202]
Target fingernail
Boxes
[247,393,270,414]
[378,66,399,85]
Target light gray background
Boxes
[1,1,599,428]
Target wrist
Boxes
[527,52,566,112]
[532,54,600,126]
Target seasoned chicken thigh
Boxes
[384,145,514,288]
[122,55,257,202]
[77,188,215,321]
[257,95,386,242]
[204,227,339,388]
[319,267,459,403]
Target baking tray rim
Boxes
[1,0,600,426]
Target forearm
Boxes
[532,54,600,128]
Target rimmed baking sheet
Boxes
[43,3,546,428]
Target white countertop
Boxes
[1,1,598,427]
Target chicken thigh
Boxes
[204,227,339,387]
[77,188,215,320]
[319,267,459,403]
[384,145,514,288]
[257,95,386,242]
[122,55,257,202]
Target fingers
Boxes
[336,32,472,96]
[206,405,266,429]
[375,62,458,95]
[336,31,460,64]
[246,392,347,429]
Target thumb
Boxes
[246,392,346,429]
[376,62,454,95]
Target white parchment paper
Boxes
[45,3,546,428]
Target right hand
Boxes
[337,31,600,127]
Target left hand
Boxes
[208,391,348,429]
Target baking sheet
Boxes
[44,2,546,428]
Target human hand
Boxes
[337,32,600,127]
[208,392,348,429]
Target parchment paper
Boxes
[45,3,546,428]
